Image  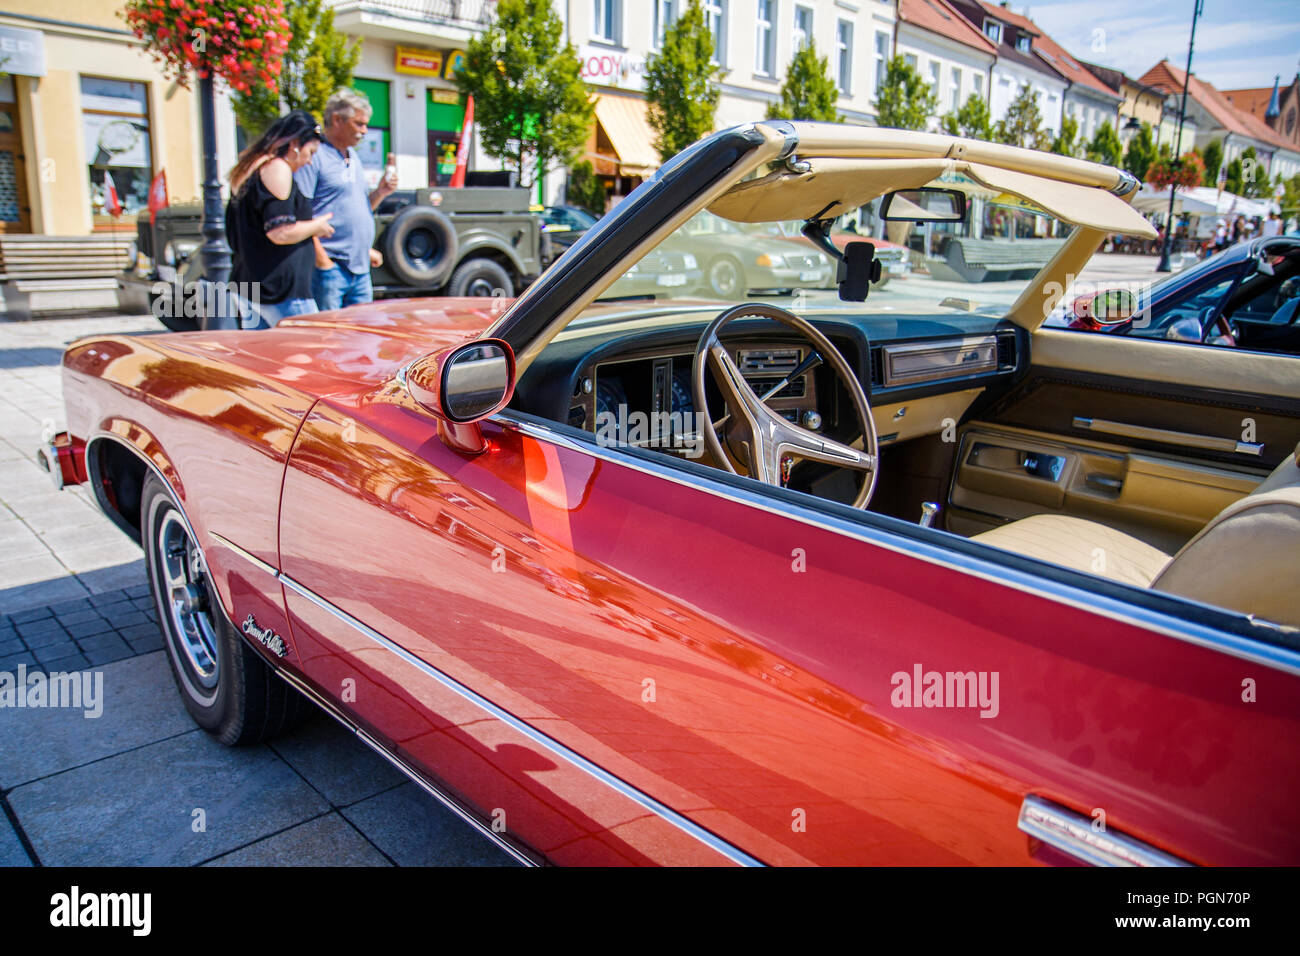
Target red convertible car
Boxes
[42,122,1300,867]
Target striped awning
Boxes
[594,95,659,177]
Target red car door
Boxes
[278,387,1300,866]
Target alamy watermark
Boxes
[595,405,708,459]
[890,663,1000,718]
[0,665,103,719]
[151,279,260,323]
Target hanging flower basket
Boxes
[1147,153,1205,192]
[123,0,291,95]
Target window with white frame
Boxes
[874,31,889,95]
[836,19,853,94]
[929,61,940,89]
[973,73,982,97]
[593,0,621,43]
[904,52,918,69]
[951,67,961,111]
[654,0,676,47]
[794,4,813,51]
[705,0,728,66]
[756,0,776,75]
[1015,32,1031,53]
[983,19,1002,44]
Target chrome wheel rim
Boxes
[157,511,219,690]
[465,276,499,296]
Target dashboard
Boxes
[512,304,1027,463]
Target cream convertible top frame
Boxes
[493,122,1152,375]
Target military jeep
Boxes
[119,185,546,332]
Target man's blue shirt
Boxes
[294,140,373,275]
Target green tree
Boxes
[1223,156,1244,194]
[875,56,938,131]
[567,160,607,215]
[994,83,1049,149]
[644,0,722,160]
[1201,137,1223,186]
[766,40,840,122]
[1122,121,1156,182]
[1085,120,1123,166]
[1237,146,1268,197]
[231,0,359,139]
[457,0,593,187]
[1051,114,1079,157]
[941,93,992,140]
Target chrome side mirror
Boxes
[405,338,516,454]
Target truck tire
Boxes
[447,257,513,298]
[142,474,308,745]
[382,205,459,289]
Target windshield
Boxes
[592,172,1075,321]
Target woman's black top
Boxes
[226,168,313,304]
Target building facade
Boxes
[893,0,994,132]
[948,0,1065,136]
[0,2,203,236]
[1223,74,1300,157]
[1141,60,1300,182]
[561,0,899,205]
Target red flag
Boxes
[450,95,474,188]
[103,170,122,218]
[148,170,169,226]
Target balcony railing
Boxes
[328,0,499,29]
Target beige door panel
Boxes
[948,423,1267,550]
[1030,328,1300,400]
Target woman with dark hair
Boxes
[226,109,335,327]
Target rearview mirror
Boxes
[879,188,967,223]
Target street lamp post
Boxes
[197,75,232,296]
[1157,0,1204,273]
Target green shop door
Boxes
[352,77,391,188]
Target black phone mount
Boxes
[801,218,880,302]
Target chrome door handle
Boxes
[1018,795,1193,867]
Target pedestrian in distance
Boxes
[296,88,399,311]
[226,110,334,328]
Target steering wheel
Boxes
[692,303,879,508]
[1198,305,1238,347]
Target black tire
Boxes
[141,474,307,745]
[447,257,513,298]
[381,205,459,288]
[707,255,745,298]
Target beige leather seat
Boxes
[971,443,1300,628]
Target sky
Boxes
[1018,0,1300,92]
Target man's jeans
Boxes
[313,262,374,311]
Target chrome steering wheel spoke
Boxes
[692,303,879,509]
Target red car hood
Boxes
[140,298,506,396]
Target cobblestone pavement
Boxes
[0,312,512,867]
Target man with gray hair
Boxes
[295,87,398,309]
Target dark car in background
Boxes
[1050,235,1300,354]
[540,204,598,257]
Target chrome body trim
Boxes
[1018,795,1193,867]
[1074,415,1265,457]
[276,574,763,867]
[1110,170,1140,197]
[493,411,1300,678]
[212,531,763,867]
